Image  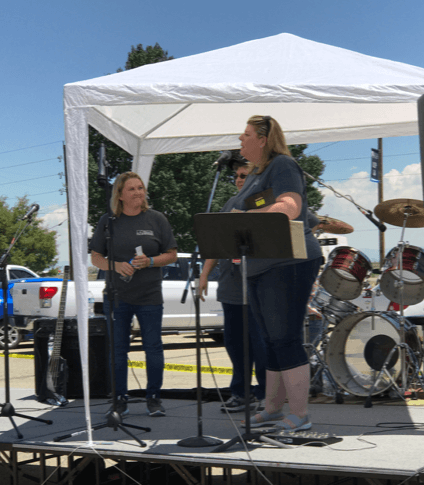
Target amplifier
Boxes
[34,317,110,398]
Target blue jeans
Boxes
[222,303,266,400]
[248,258,321,371]
[103,297,164,398]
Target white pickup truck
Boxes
[10,253,224,344]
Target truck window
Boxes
[163,257,219,282]
[10,269,37,279]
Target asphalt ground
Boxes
[0,333,235,392]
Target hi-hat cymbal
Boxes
[316,216,354,234]
[374,199,424,228]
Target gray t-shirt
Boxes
[89,209,177,305]
[217,196,244,305]
[225,154,322,278]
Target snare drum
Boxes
[310,286,332,309]
[326,312,422,396]
[321,298,357,325]
[320,247,372,300]
[380,246,424,305]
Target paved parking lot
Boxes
[0,333,234,393]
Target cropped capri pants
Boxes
[247,258,322,372]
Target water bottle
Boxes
[120,246,143,283]
[88,291,95,318]
[120,259,135,283]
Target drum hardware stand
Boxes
[302,170,386,233]
[365,208,424,407]
[0,214,53,438]
[304,318,344,404]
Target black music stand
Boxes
[193,212,302,452]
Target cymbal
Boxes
[316,216,354,234]
[374,199,424,228]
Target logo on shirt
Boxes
[137,230,154,236]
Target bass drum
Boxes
[326,312,422,397]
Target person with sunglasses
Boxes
[233,115,322,431]
[200,157,267,414]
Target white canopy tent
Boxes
[63,33,424,441]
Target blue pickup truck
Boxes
[0,265,40,349]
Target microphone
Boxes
[21,204,39,220]
[362,210,386,232]
[97,143,107,187]
[212,151,232,167]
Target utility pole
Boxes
[62,142,73,280]
[378,138,385,267]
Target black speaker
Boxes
[34,316,110,398]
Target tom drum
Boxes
[320,247,372,301]
[380,246,424,305]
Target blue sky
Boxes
[2,0,424,266]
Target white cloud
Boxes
[319,164,424,260]
[41,204,94,268]
[40,205,69,266]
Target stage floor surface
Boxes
[2,387,424,484]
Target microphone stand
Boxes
[302,170,386,232]
[181,159,228,304]
[177,156,228,448]
[0,215,53,439]
[54,144,150,446]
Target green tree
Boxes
[123,43,173,71]
[88,43,174,226]
[290,144,325,213]
[0,197,58,273]
[148,152,237,252]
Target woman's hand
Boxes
[116,261,135,277]
[132,254,150,269]
[199,273,209,302]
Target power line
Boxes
[0,157,61,171]
[322,152,419,163]
[321,172,421,182]
[0,141,63,156]
[0,174,60,186]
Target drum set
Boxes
[306,199,424,405]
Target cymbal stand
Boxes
[365,207,424,407]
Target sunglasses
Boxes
[236,173,247,180]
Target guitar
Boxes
[38,266,70,406]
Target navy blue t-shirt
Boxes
[224,154,322,277]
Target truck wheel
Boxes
[0,324,22,350]
[210,333,224,344]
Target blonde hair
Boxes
[247,115,292,174]
[111,172,149,217]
